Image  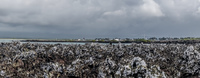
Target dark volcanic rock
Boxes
[1,42,200,78]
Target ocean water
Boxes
[0,39,133,45]
[0,39,87,45]
[25,41,100,45]
[0,39,20,42]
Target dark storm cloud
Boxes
[0,0,200,38]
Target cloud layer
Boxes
[0,0,200,38]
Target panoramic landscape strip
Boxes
[1,0,200,78]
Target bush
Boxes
[134,39,151,43]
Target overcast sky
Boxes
[0,0,200,39]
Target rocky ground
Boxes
[0,42,200,78]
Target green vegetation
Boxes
[180,37,200,40]
[134,39,151,43]
[111,40,118,42]
[99,40,105,42]
[88,40,96,42]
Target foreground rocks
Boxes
[0,42,200,78]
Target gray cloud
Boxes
[0,0,200,38]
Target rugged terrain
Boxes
[0,42,200,78]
